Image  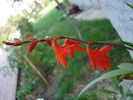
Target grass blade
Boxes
[125,2,133,10]
[120,40,133,48]
[78,69,129,97]
[110,77,119,90]
[118,63,133,71]
[98,89,116,94]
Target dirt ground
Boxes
[29,68,108,100]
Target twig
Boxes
[17,50,49,85]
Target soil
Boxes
[18,68,62,100]
[26,68,109,100]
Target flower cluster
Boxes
[86,43,112,71]
[121,73,133,80]
[2,34,113,71]
[52,37,84,67]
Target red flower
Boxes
[2,41,14,45]
[13,38,24,46]
[24,34,37,40]
[44,36,52,46]
[24,34,41,52]
[130,74,133,77]
[62,38,84,57]
[28,40,40,52]
[121,75,129,79]
[86,43,112,71]
[130,78,133,80]
[52,37,76,67]
[2,38,28,46]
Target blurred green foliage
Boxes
[17,17,34,35]
[0,29,10,48]
[16,84,33,100]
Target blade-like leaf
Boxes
[119,85,124,98]
[113,96,117,100]
[110,77,119,90]
[108,82,116,89]
[118,63,133,71]
[78,69,129,97]
[125,2,133,10]
[120,40,133,48]
[89,94,97,98]
[126,93,133,97]
[107,96,112,100]
[98,89,116,94]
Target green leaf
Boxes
[89,94,97,97]
[98,89,116,94]
[119,85,124,98]
[110,77,119,90]
[120,40,133,48]
[113,96,117,100]
[118,63,133,71]
[78,69,129,97]
[107,95,117,100]
[125,2,133,10]
[0,68,2,72]
[125,93,133,97]
[107,96,112,100]
[108,82,116,89]
[86,98,94,100]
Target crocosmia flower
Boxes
[62,38,84,57]
[24,34,37,40]
[130,74,133,77]
[86,43,112,71]
[13,41,24,46]
[121,75,130,79]
[13,38,24,46]
[44,36,52,46]
[62,39,84,51]
[52,37,76,67]
[28,40,40,52]
[2,41,14,45]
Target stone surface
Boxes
[0,31,20,100]
[73,6,108,20]
[0,49,18,100]
[68,0,99,10]
[99,0,133,58]
[99,1,133,100]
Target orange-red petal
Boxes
[98,45,112,55]
[52,37,76,67]
[24,34,37,40]
[28,40,39,52]
[86,44,112,71]
[44,36,53,46]
[56,53,67,67]
[13,42,24,46]
[2,41,14,45]
[62,38,84,52]
[45,41,51,46]
[73,46,84,52]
